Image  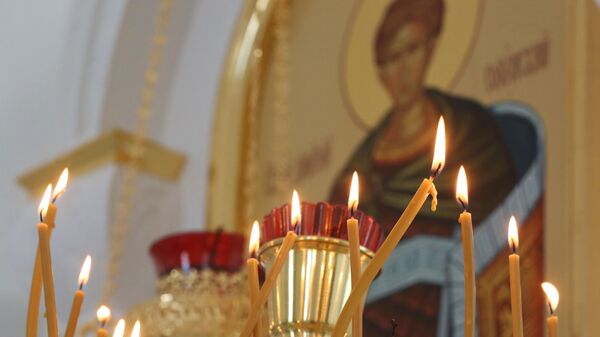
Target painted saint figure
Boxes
[329,0,544,335]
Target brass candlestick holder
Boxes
[259,202,383,337]
[259,236,373,337]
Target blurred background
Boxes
[1,0,600,336]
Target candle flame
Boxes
[78,255,92,287]
[348,171,359,213]
[52,168,69,201]
[131,320,141,337]
[112,319,126,337]
[249,220,260,255]
[542,282,559,312]
[430,116,446,177]
[96,305,111,324]
[38,184,53,221]
[455,166,468,209]
[291,190,301,227]
[507,216,519,251]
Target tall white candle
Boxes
[247,221,262,337]
[96,305,111,337]
[347,171,362,337]
[507,216,523,337]
[64,255,92,337]
[542,282,559,337]
[456,166,476,337]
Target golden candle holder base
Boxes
[258,236,374,337]
[126,231,249,337]
[126,268,250,337]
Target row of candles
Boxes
[25,168,142,337]
[241,117,560,337]
[23,116,558,337]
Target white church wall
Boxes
[0,0,243,335]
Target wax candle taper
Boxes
[507,216,524,337]
[27,206,55,337]
[37,185,59,337]
[96,305,111,337]
[112,319,126,337]
[347,171,363,337]
[542,282,559,337]
[64,255,92,337]
[238,191,300,337]
[331,117,445,337]
[456,166,476,337]
[247,221,262,337]
[27,169,67,337]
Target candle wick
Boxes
[430,162,442,179]
[79,282,84,291]
[390,319,398,337]
[39,211,44,223]
[250,246,258,260]
[459,198,467,212]
[208,228,224,270]
[511,242,517,254]
[548,302,554,315]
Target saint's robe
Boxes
[329,88,518,337]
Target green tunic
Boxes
[330,88,517,236]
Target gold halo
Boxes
[341,0,482,129]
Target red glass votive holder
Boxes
[149,231,245,276]
[261,201,384,252]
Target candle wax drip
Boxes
[429,183,438,212]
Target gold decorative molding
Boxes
[565,0,600,336]
[207,0,277,232]
[18,129,186,196]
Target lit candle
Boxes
[64,255,92,337]
[238,191,300,337]
[37,185,59,337]
[96,305,111,337]
[130,321,141,337]
[112,319,125,337]
[247,220,262,337]
[347,171,362,337]
[332,117,445,337]
[456,166,475,337]
[542,282,559,337]
[44,167,67,229]
[27,169,68,337]
[508,216,524,337]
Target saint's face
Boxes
[377,21,434,110]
